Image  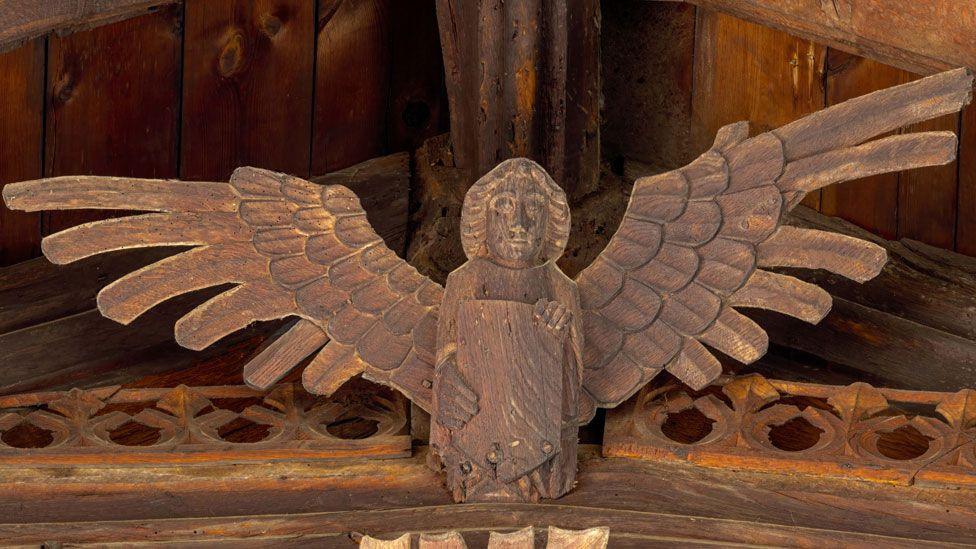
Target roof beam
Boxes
[0,0,179,52]
[685,0,976,75]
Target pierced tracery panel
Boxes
[604,373,976,487]
[0,382,409,464]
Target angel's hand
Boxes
[435,358,479,430]
[534,298,572,335]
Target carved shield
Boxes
[455,299,564,483]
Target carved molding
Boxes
[604,373,976,487]
[361,526,609,549]
[0,382,409,465]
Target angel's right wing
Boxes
[577,67,973,410]
[3,168,442,411]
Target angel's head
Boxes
[460,158,570,268]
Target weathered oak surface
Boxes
[0,39,43,266]
[685,0,976,76]
[691,9,826,208]
[0,154,411,394]
[43,5,183,235]
[605,374,976,489]
[180,0,315,182]
[0,0,178,52]
[435,0,601,196]
[1,448,974,546]
[739,206,976,390]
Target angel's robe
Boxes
[429,257,584,502]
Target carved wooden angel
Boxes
[3,68,973,503]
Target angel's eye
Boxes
[525,196,545,213]
[491,196,515,214]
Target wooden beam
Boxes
[435,0,601,196]
[685,0,976,76]
[0,0,179,53]
[1,448,974,545]
[740,206,976,391]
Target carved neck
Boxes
[478,255,547,271]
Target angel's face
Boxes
[485,174,549,268]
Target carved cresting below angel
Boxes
[3,68,973,503]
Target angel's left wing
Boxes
[578,67,973,410]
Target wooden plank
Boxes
[959,97,976,256]
[734,206,976,391]
[895,91,960,250]
[0,295,265,396]
[684,0,976,77]
[0,250,174,335]
[0,40,43,266]
[0,0,178,53]
[0,449,973,545]
[43,7,182,234]
[746,298,976,391]
[602,0,697,170]
[783,206,976,342]
[180,0,315,181]
[820,51,899,239]
[385,0,448,154]
[312,0,392,174]
[820,51,960,247]
[691,10,826,209]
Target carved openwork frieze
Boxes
[0,382,409,465]
[604,373,976,487]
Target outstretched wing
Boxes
[578,67,973,408]
[2,168,441,411]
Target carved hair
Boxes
[460,158,570,262]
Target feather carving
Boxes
[575,67,973,409]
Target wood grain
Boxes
[0,0,178,52]
[0,294,267,396]
[0,40,43,266]
[685,0,976,76]
[577,68,970,411]
[743,206,976,390]
[0,155,412,395]
[312,152,411,255]
[43,7,182,234]
[959,95,976,256]
[691,10,826,209]
[312,0,392,174]
[435,0,601,196]
[429,159,581,503]
[821,51,962,247]
[0,448,974,546]
[786,208,976,341]
[386,0,449,154]
[604,374,976,495]
[181,0,314,181]
[0,249,174,335]
[602,0,697,170]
